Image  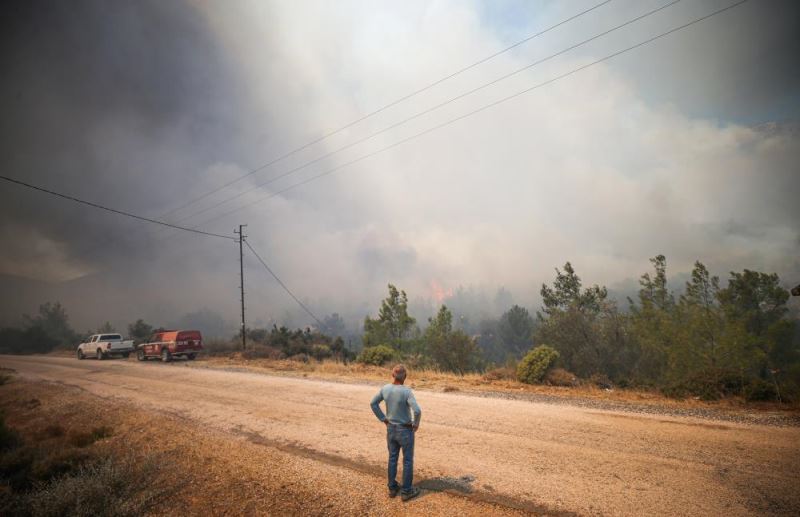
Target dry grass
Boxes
[66,425,113,448]
[196,356,800,413]
[0,374,174,516]
[544,368,580,387]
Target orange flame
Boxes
[429,279,453,304]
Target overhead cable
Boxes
[189,0,747,230]
[0,174,236,241]
[244,240,324,327]
[156,0,613,221]
[168,0,680,225]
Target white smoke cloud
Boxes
[191,0,799,310]
[2,0,798,331]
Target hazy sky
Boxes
[1,0,798,333]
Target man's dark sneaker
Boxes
[401,487,421,502]
[388,487,399,498]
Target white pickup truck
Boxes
[76,333,135,360]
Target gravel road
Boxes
[3,355,798,516]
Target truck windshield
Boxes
[100,334,122,341]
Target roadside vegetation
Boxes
[532,257,799,402]
[209,256,799,405]
[0,373,171,516]
[344,256,799,403]
[2,255,798,404]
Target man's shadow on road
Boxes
[414,474,476,500]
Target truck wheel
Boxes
[77,349,84,360]
[161,348,172,363]
[122,352,130,359]
[136,349,146,361]
[96,348,104,360]
[187,353,196,361]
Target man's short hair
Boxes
[392,364,407,382]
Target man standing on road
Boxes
[370,364,422,502]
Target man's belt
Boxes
[387,422,414,429]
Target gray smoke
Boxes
[1,0,798,335]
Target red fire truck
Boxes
[136,330,203,362]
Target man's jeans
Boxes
[386,424,414,493]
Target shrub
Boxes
[481,367,516,382]
[545,368,579,387]
[310,344,332,362]
[0,414,20,451]
[91,426,113,441]
[0,414,171,516]
[0,447,36,490]
[402,353,437,371]
[30,448,93,483]
[744,379,779,402]
[357,345,396,366]
[35,424,66,441]
[663,369,748,401]
[203,339,239,356]
[589,373,613,389]
[26,454,170,517]
[288,353,310,363]
[516,345,559,384]
[67,431,95,448]
[22,398,40,410]
[67,426,112,448]
[241,345,283,360]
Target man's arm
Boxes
[370,389,387,423]
[407,391,421,430]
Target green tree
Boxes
[330,336,346,362]
[497,305,535,358]
[425,305,482,374]
[268,325,291,350]
[628,255,677,382]
[22,302,78,350]
[363,284,416,352]
[127,319,154,344]
[536,263,622,377]
[96,321,115,333]
[638,255,674,311]
[673,261,725,373]
[321,313,346,338]
[246,327,269,344]
[475,318,503,363]
[22,325,59,354]
[665,262,769,397]
[717,270,789,336]
[0,328,26,354]
[717,269,797,395]
[540,262,607,316]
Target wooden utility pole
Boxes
[235,224,247,350]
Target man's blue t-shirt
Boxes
[370,384,422,426]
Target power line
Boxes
[166,0,680,226]
[0,174,236,241]
[63,1,614,255]
[188,0,747,230]
[244,240,324,327]
[0,173,315,327]
[156,0,613,222]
